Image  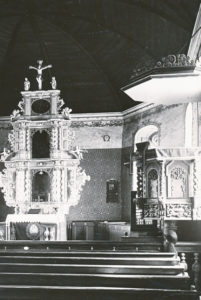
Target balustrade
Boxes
[177,243,201,291]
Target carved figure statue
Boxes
[70,146,87,160]
[29,60,52,90]
[62,107,72,119]
[36,75,43,90]
[50,77,57,89]
[24,78,30,91]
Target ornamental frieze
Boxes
[70,119,123,128]
[166,203,192,219]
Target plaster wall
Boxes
[122,104,186,148]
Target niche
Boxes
[32,171,50,202]
[32,130,50,158]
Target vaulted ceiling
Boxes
[0,0,200,115]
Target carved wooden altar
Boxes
[131,142,201,233]
[0,61,90,241]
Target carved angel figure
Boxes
[62,107,72,119]
[0,148,10,162]
[70,146,87,160]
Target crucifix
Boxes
[29,60,52,90]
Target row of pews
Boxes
[0,241,199,300]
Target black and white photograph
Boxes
[0,1,200,299]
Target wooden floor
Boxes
[0,241,199,300]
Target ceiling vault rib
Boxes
[0,16,24,89]
[38,16,122,110]
[61,13,157,59]
[117,0,194,32]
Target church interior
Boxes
[0,0,201,299]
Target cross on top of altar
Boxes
[27,60,56,90]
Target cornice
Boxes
[0,103,158,128]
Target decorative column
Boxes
[61,167,65,202]
[23,95,31,116]
[137,164,143,198]
[50,93,58,115]
[52,168,61,203]
[16,169,26,210]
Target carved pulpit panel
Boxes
[166,161,189,199]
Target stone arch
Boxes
[134,124,159,150]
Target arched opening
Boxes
[134,125,159,151]
[147,169,158,198]
[32,131,50,158]
[32,171,50,202]
[185,103,193,147]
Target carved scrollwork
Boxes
[8,130,15,151]
[144,204,160,218]
[18,99,25,113]
[67,166,90,209]
[166,203,191,218]
[131,54,195,79]
[0,168,15,207]
[10,109,21,121]
[57,98,65,112]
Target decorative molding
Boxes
[131,54,195,79]
[71,119,123,128]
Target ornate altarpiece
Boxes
[0,62,90,240]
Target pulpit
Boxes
[131,142,201,237]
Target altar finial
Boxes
[29,60,52,90]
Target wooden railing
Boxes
[176,242,201,291]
